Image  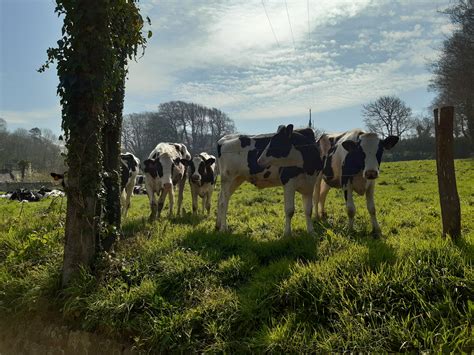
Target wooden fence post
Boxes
[434,106,461,239]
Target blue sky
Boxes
[0,0,454,136]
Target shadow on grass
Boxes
[180,227,318,265]
[313,218,397,269]
[454,237,474,263]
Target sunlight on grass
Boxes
[0,159,473,352]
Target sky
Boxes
[0,0,455,136]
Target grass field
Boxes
[0,159,473,352]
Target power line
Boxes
[284,0,296,50]
[261,0,280,47]
[306,0,316,111]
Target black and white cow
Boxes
[313,130,399,234]
[143,142,191,220]
[50,152,140,217]
[120,152,140,217]
[216,124,330,235]
[184,152,217,215]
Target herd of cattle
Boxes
[106,124,398,236]
[0,124,398,235]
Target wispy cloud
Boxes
[123,0,453,128]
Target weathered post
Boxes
[434,106,461,239]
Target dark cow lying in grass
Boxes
[50,152,140,216]
[183,152,217,215]
[314,130,399,235]
[143,142,191,220]
[216,124,330,235]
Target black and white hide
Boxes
[143,143,191,220]
[216,124,330,235]
[185,152,217,215]
[50,152,140,216]
[313,130,399,234]
[120,152,140,217]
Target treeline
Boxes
[0,119,64,178]
[121,100,236,161]
[384,136,471,162]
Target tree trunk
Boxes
[101,69,125,251]
[63,119,103,286]
[61,0,109,286]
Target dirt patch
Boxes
[0,311,135,355]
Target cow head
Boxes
[187,155,216,184]
[257,124,303,168]
[144,153,184,191]
[341,133,399,179]
[50,172,66,188]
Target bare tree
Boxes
[146,101,236,155]
[413,114,434,139]
[362,96,413,138]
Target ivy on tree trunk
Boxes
[40,0,149,286]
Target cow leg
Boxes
[344,183,356,231]
[302,192,314,234]
[205,191,212,215]
[365,181,381,236]
[157,189,167,218]
[216,177,243,231]
[312,173,322,220]
[202,193,207,215]
[122,182,134,217]
[191,184,199,215]
[168,187,175,217]
[283,185,296,236]
[177,177,186,216]
[120,190,127,217]
[318,180,331,220]
[147,189,158,222]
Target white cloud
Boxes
[0,105,60,125]
[122,0,453,129]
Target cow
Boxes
[120,152,140,217]
[50,151,140,217]
[313,130,399,235]
[143,142,191,221]
[216,124,330,235]
[184,152,217,215]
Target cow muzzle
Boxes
[364,170,378,180]
[191,174,201,183]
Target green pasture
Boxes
[0,159,473,352]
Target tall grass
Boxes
[0,159,473,352]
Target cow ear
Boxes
[179,158,190,166]
[342,140,357,152]
[205,157,216,166]
[383,136,399,150]
[286,124,294,137]
[143,159,155,169]
[277,125,285,133]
